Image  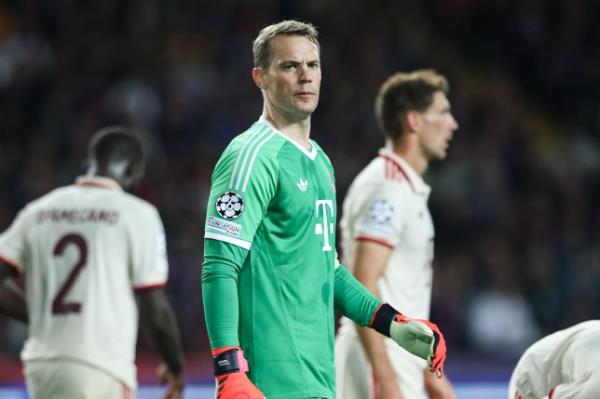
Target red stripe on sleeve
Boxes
[133,281,167,292]
[355,235,395,249]
[0,254,22,275]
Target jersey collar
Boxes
[75,176,123,191]
[258,115,317,160]
[378,148,431,198]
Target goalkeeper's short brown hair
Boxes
[252,20,320,70]
[375,69,450,141]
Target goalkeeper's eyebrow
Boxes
[278,57,320,68]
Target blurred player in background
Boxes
[201,21,447,399]
[336,70,458,399]
[0,127,185,399]
[508,320,600,399]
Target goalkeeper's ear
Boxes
[252,67,268,91]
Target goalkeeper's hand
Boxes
[370,303,447,378]
[212,346,265,399]
[416,318,447,378]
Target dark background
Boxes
[1,0,599,383]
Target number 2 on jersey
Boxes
[52,233,88,314]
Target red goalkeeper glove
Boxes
[370,304,447,378]
[212,346,265,399]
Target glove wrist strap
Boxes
[370,303,399,337]
[213,348,249,375]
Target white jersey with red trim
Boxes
[508,320,600,399]
[336,148,433,398]
[339,148,434,334]
[0,176,168,389]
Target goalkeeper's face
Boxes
[258,35,321,121]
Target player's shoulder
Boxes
[10,185,80,225]
[376,154,414,186]
[22,185,77,213]
[224,121,286,161]
[214,121,286,187]
[117,191,159,217]
[354,155,412,192]
[343,157,411,217]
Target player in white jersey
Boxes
[508,320,600,399]
[0,127,184,399]
[336,70,458,399]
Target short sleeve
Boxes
[204,137,278,251]
[354,182,407,249]
[131,206,168,290]
[0,207,31,273]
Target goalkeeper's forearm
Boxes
[203,253,264,398]
[201,256,242,348]
[334,265,435,363]
[333,264,381,326]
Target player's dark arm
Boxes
[0,262,27,323]
[136,287,185,377]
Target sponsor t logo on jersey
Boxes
[315,199,334,251]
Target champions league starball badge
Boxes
[215,191,245,219]
[367,198,394,224]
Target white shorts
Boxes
[335,332,426,399]
[24,359,134,399]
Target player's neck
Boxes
[264,110,312,149]
[389,140,429,176]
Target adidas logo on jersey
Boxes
[297,179,308,192]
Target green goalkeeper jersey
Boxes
[204,117,339,398]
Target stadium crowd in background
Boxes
[1,0,599,373]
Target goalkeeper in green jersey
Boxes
[201,20,447,399]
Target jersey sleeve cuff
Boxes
[355,235,395,249]
[204,232,251,250]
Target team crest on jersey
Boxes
[367,199,394,224]
[215,191,245,219]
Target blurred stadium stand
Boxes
[1,0,599,394]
